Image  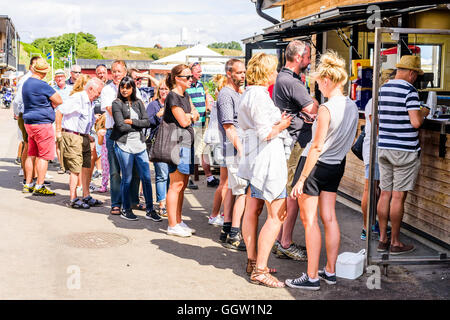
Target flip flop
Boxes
[132,203,146,211]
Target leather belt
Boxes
[62,128,88,137]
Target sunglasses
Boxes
[72,71,81,74]
[190,62,200,69]
[177,75,193,80]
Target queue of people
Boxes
[11,41,429,291]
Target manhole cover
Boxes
[62,232,129,249]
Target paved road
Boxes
[0,106,447,300]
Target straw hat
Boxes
[32,59,50,74]
[395,55,424,75]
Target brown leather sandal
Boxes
[246,259,277,276]
[250,267,285,288]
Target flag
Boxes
[46,52,52,59]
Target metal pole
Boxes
[365,27,382,269]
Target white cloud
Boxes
[2,0,281,48]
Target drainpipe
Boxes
[255,0,280,25]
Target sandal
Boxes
[246,259,277,276]
[83,195,103,207]
[250,267,285,288]
[110,206,121,215]
[70,198,90,209]
[132,203,146,211]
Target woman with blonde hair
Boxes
[286,50,358,290]
[164,64,200,237]
[239,52,292,288]
[70,74,91,96]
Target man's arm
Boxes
[49,92,63,108]
[223,123,243,156]
[408,108,429,129]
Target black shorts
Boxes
[292,156,346,196]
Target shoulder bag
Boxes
[351,125,365,161]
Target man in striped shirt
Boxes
[376,55,430,255]
[186,62,219,189]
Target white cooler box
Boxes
[336,249,366,280]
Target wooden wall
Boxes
[282,0,393,21]
[339,120,450,245]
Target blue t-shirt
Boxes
[22,77,57,124]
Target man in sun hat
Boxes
[376,55,429,255]
[22,58,63,196]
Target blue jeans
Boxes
[114,144,154,211]
[106,129,140,208]
[153,162,169,203]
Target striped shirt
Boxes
[378,79,421,152]
[186,81,206,127]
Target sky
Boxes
[2,0,281,48]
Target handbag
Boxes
[149,118,181,164]
[351,125,365,161]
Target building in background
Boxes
[0,15,20,85]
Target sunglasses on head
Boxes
[178,75,193,80]
[190,62,200,69]
[96,64,107,69]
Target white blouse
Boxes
[237,86,291,202]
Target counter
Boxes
[339,116,450,247]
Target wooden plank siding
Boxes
[338,119,450,245]
[282,0,393,21]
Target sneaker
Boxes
[32,185,56,196]
[93,186,108,193]
[92,170,102,179]
[145,210,162,222]
[276,243,307,261]
[45,173,53,179]
[18,169,24,176]
[120,209,138,221]
[206,176,220,187]
[208,215,224,226]
[223,233,246,251]
[318,268,337,285]
[167,224,191,237]
[14,157,21,165]
[389,244,415,255]
[360,229,367,241]
[219,230,228,243]
[22,184,34,193]
[272,240,281,254]
[57,167,65,174]
[187,179,198,190]
[285,273,320,290]
[158,207,167,218]
[179,221,196,234]
[372,221,391,236]
[89,183,97,192]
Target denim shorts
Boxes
[250,184,287,201]
[364,163,380,180]
[168,145,194,175]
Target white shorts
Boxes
[226,162,248,196]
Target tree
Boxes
[76,42,103,59]
[208,41,242,51]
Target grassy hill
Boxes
[99,45,243,61]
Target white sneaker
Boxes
[18,169,24,176]
[45,173,53,179]
[179,222,196,234]
[167,224,191,237]
[208,215,224,226]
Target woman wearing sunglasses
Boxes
[164,64,200,237]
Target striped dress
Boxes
[378,79,421,152]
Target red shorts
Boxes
[25,123,55,161]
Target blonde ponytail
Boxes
[313,50,348,86]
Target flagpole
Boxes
[51,48,54,83]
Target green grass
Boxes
[98,45,243,61]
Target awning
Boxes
[242,0,448,44]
